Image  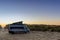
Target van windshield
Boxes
[10,27,24,29]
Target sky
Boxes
[0,0,60,26]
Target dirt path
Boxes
[0,29,60,40]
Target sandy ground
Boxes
[0,29,60,40]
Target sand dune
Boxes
[0,29,60,40]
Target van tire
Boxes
[9,31,14,34]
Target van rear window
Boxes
[10,27,24,29]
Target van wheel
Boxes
[24,32,27,33]
[9,31,14,34]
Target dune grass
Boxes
[27,24,60,32]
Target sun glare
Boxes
[0,24,6,27]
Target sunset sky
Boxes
[0,0,60,26]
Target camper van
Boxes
[8,21,30,34]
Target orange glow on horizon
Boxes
[24,21,60,25]
[0,21,60,27]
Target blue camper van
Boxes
[8,21,30,34]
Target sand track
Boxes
[0,29,60,40]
